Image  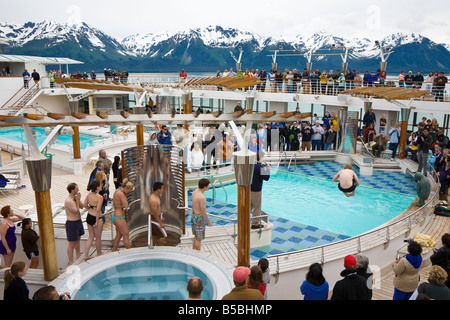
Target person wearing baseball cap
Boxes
[330,254,371,300]
[222,266,264,300]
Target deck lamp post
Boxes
[233,148,256,267]
[230,46,244,73]
[229,120,256,267]
[375,40,393,73]
[22,124,58,281]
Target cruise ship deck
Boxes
[0,145,448,300]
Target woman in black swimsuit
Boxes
[83,180,104,260]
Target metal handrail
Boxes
[212,178,228,205]
[287,153,297,171]
[357,136,375,164]
[268,165,440,275]
[179,206,270,239]
[2,77,47,109]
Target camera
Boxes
[403,238,412,243]
[59,294,71,300]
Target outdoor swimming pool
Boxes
[205,162,417,237]
[0,127,103,149]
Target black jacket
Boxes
[331,269,371,300]
[430,245,450,273]
[415,133,432,153]
[4,278,30,300]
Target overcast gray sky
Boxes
[2,0,450,43]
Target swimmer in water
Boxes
[333,163,360,197]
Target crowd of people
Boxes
[360,108,450,197]
[13,65,450,104]
[146,112,340,173]
[205,236,450,300]
[211,66,449,101]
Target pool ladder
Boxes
[286,153,297,172]
[210,178,228,205]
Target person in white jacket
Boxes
[173,124,191,169]
[190,142,205,172]
[423,71,434,92]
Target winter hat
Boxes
[233,266,251,283]
[344,254,358,269]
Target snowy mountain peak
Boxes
[1,20,449,73]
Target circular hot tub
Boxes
[52,248,234,300]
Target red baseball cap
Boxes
[344,254,358,269]
[233,266,251,283]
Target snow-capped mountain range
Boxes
[1,20,450,72]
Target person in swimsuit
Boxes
[64,183,85,265]
[83,180,104,260]
[112,178,134,251]
[149,182,167,246]
[0,205,25,268]
[332,163,360,197]
[93,170,108,223]
[191,178,213,251]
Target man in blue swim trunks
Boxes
[64,183,85,265]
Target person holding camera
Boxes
[415,128,432,177]
[32,285,71,300]
[392,240,423,300]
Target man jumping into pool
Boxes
[333,163,360,197]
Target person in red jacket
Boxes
[179,69,187,80]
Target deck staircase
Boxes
[1,82,43,115]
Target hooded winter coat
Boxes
[393,254,422,293]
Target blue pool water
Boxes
[74,259,215,300]
[205,163,416,236]
[0,127,102,149]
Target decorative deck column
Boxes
[25,156,58,281]
[233,150,256,267]
[71,126,81,159]
[398,107,411,159]
[136,124,144,146]
[246,97,254,115]
[182,92,192,130]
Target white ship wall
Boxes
[0,77,23,107]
